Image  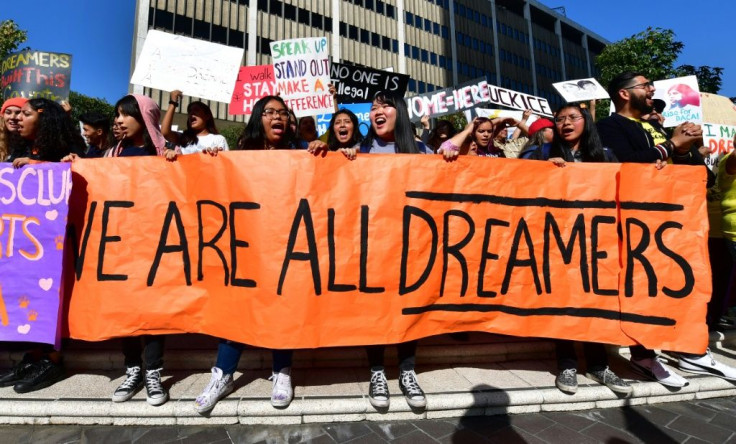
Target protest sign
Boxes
[330,63,409,104]
[63,154,709,353]
[702,123,736,170]
[653,75,702,128]
[553,78,609,103]
[701,92,736,126]
[406,78,491,121]
[0,163,72,346]
[130,30,243,103]
[270,37,333,117]
[486,84,553,116]
[316,103,372,137]
[475,108,540,126]
[228,65,276,115]
[1,50,72,102]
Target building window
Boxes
[312,12,322,29]
[297,8,308,25]
[269,0,282,15]
[360,29,369,44]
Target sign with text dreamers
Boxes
[228,65,276,115]
[0,163,72,346]
[406,77,491,122]
[702,123,736,170]
[487,84,553,116]
[270,37,333,117]
[64,154,710,354]
[1,50,72,102]
[330,63,409,104]
[131,30,243,103]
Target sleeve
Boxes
[420,128,430,144]
[217,134,230,151]
[597,117,666,163]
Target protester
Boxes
[162,90,228,155]
[493,109,532,158]
[2,98,29,160]
[79,112,113,158]
[326,108,363,151]
[519,117,554,157]
[296,115,318,149]
[195,95,297,414]
[598,71,736,384]
[63,94,171,405]
[440,117,504,157]
[425,119,456,152]
[0,98,85,393]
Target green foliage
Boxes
[595,27,684,89]
[676,64,723,94]
[219,124,243,150]
[0,20,27,59]
[68,91,114,123]
[444,111,467,131]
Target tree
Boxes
[675,64,723,94]
[595,27,684,89]
[68,91,114,123]
[0,20,27,59]
[219,124,243,150]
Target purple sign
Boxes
[0,163,72,346]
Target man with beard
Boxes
[597,72,736,387]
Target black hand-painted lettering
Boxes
[655,221,694,298]
[147,201,191,286]
[360,205,384,293]
[441,210,474,297]
[399,205,437,295]
[74,200,97,280]
[477,218,509,298]
[197,200,229,285]
[502,217,542,295]
[625,218,657,297]
[543,213,589,293]
[327,208,357,292]
[229,202,260,288]
[98,201,133,281]
[591,215,618,296]
[278,198,321,295]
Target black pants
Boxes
[366,340,417,371]
[122,335,165,369]
[555,340,608,372]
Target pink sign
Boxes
[228,65,276,115]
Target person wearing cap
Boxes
[1,97,29,161]
[597,71,736,387]
[492,109,533,158]
[518,117,555,158]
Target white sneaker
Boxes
[194,367,234,413]
[630,357,689,388]
[678,349,736,381]
[270,367,293,408]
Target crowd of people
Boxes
[1,70,735,414]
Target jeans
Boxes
[215,340,293,375]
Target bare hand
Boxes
[61,153,80,163]
[655,159,667,170]
[420,114,430,129]
[165,149,178,161]
[170,90,182,102]
[307,140,329,156]
[328,83,337,96]
[203,146,223,157]
[437,147,459,161]
[549,157,566,167]
[521,109,532,121]
[337,147,357,160]
[12,157,30,168]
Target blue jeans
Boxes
[215,340,293,375]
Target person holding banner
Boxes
[439,117,504,157]
[520,104,630,395]
[425,119,457,152]
[195,95,296,414]
[326,109,363,151]
[296,116,318,149]
[2,97,29,161]
[161,90,228,155]
[519,118,555,158]
[80,112,113,158]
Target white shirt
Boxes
[180,133,229,155]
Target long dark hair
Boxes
[327,109,363,150]
[426,119,456,151]
[180,101,219,147]
[114,95,156,155]
[362,91,420,153]
[550,105,605,162]
[237,95,295,150]
[26,98,85,161]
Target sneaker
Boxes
[630,357,688,388]
[13,359,65,394]
[368,368,390,408]
[145,368,169,406]
[0,354,37,388]
[112,366,143,402]
[678,349,736,381]
[555,368,578,394]
[269,367,293,408]
[194,367,234,413]
[586,367,632,395]
[399,370,426,409]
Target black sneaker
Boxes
[586,367,632,396]
[13,359,65,393]
[368,368,390,408]
[556,368,578,394]
[399,370,426,409]
[145,368,169,406]
[0,355,37,388]
[112,366,143,402]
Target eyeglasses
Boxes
[263,108,289,119]
[554,114,584,124]
[624,81,654,90]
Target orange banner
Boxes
[63,152,711,353]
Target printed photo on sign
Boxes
[1,50,72,102]
[130,30,243,103]
[552,78,609,103]
[653,75,702,128]
[270,37,333,117]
